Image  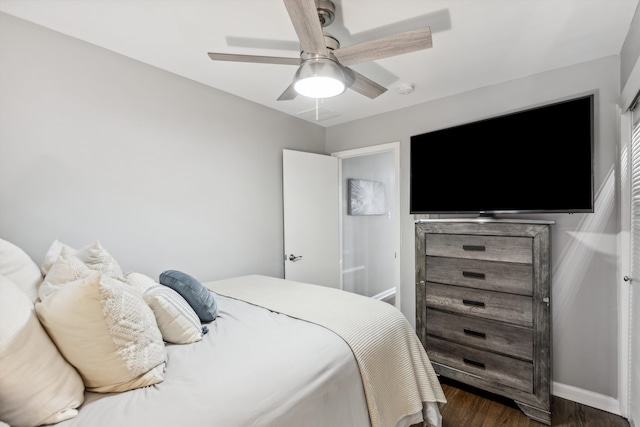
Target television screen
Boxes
[410,94,594,215]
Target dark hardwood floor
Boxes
[431,377,630,427]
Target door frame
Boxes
[619,56,640,422]
[331,141,401,308]
[618,106,632,420]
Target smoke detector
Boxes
[396,83,414,95]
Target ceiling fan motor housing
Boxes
[316,0,335,27]
[323,34,340,51]
[299,35,339,57]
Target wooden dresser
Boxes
[415,219,553,424]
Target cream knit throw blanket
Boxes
[205,275,446,427]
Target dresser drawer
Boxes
[426,234,532,263]
[426,282,533,327]
[426,308,533,360]
[426,256,532,295]
[426,335,533,393]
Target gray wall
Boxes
[0,13,325,281]
[621,2,640,90]
[326,57,621,398]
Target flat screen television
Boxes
[410,94,594,215]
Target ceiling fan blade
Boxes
[226,36,300,52]
[277,83,298,101]
[333,27,432,67]
[283,0,328,56]
[208,52,300,66]
[344,68,387,99]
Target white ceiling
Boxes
[0,0,637,127]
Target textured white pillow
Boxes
[39,247,93,301]
[143,285,203,344]
[40,239,77,275]
[125,271,158,295]
[36,271,166,393]
[0,275,84,427]
[0,238,43,302]
[75,240,126,281]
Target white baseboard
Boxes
[372,287,395,301]
[553,381,623,416]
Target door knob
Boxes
[288,254,303,262]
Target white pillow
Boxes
[41,239,125,281]
[0,275,84,426]
[36,271,166,393]
[75,240,125,281]
[39,247,93,301]
[0,238,43,302]
[40,239,77,275]
[143,285,203,344]
[125,271,158,295]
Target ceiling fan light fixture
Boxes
[293,58,345,99]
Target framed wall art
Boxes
[348,179,386,215]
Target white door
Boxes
[629,109,640,425]
[283,149,340,288]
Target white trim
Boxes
[332,142,399,159]
[331,142,401,309]
[621,56,640,112]
[553,381,622,416]
[371,287,396,301]
[342,266,366,274]
[619,108,632,419]
[336,155,345,291]
[619,50,640,422]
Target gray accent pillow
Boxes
[159,270,217,322]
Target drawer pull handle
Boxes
[463,358,486,369]
[463,328,486,338]
[462,299,486,307]
[462,271,486,279]
[463,245,486,251]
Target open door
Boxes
[283,149,340,288]
[628,108,640,425]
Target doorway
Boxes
[332,142,400,307]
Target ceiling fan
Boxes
[207,0,432,100]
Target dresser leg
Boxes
[515,401,551,425]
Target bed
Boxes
[0,238,446,427]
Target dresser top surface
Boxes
[415,218,556,225]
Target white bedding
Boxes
[54,275,444,427]
[1,238,443,427]
[207,275,446,427]
[55,293,371,427]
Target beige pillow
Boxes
[75,240,126,281]
[36,271,166,393]
[143,285,203,344]
[39,247,93,301]
[0,275,84,427]
[40,239,77,275]
[0,238,43,302]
